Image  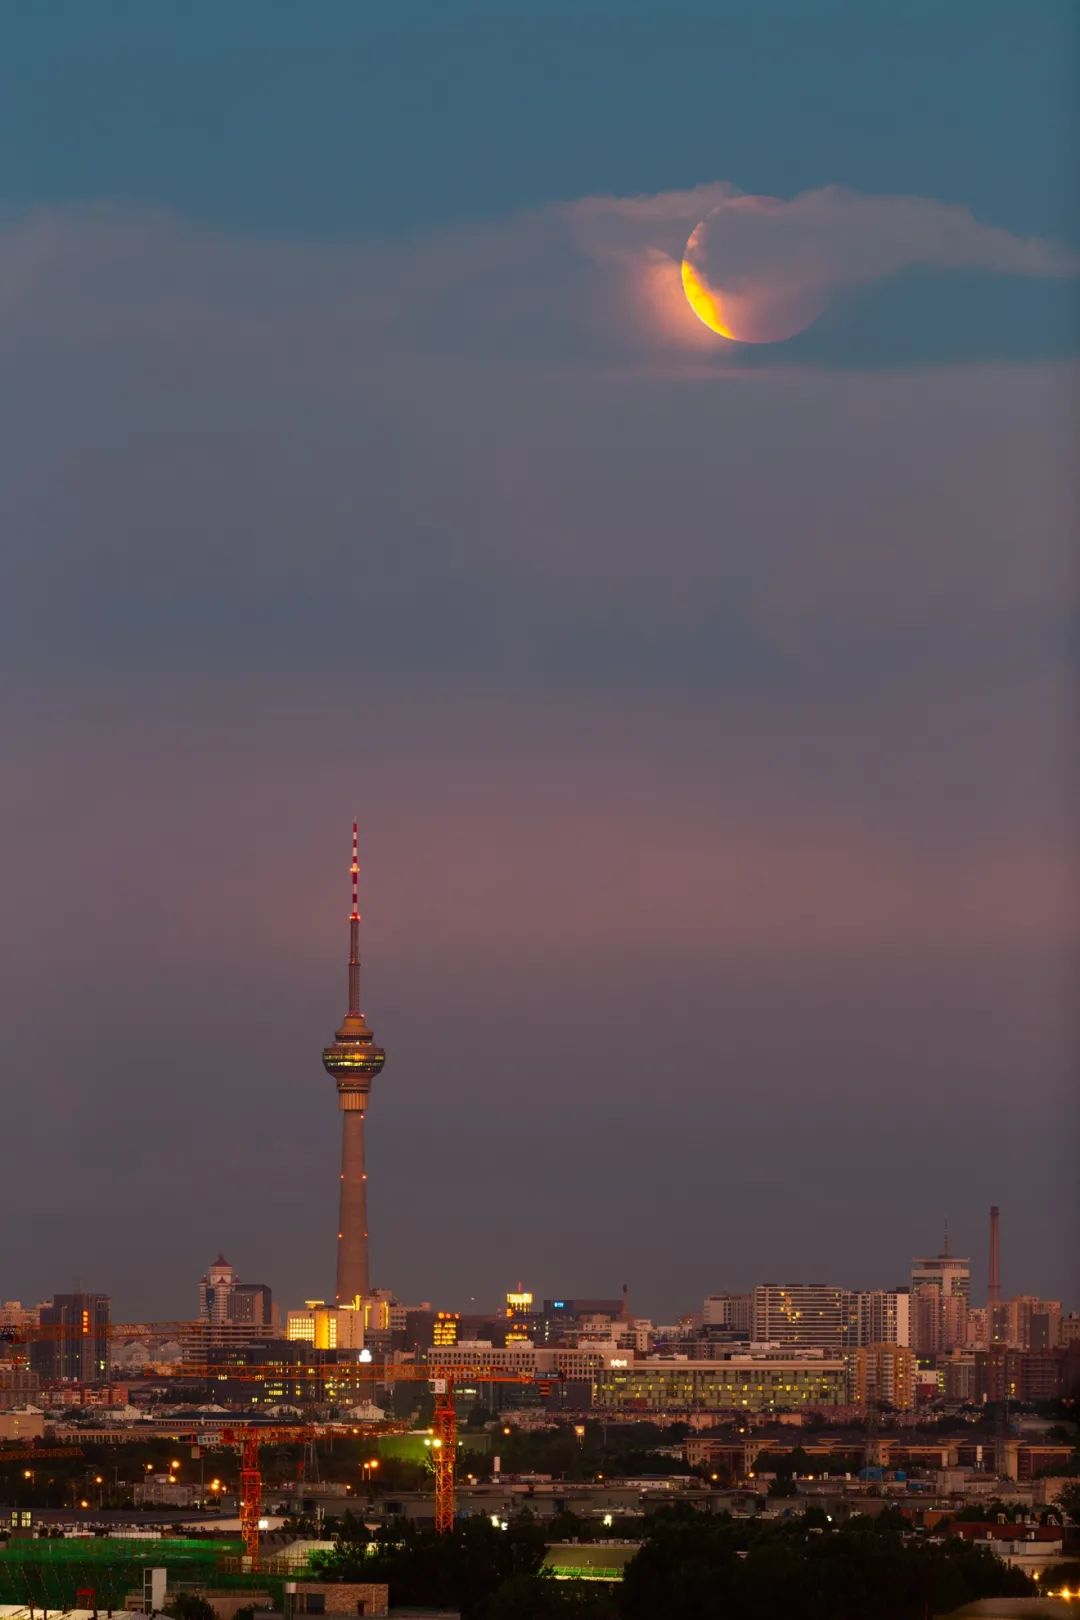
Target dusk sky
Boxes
[3,1,1077,1322]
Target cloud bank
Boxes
[3,180,1076,375]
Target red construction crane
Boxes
[6,1328,553,1550]
[220,1424,317,1565]
[153,1358,545,1541]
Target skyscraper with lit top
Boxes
[322,823,386,1305]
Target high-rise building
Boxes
[199,1255,237,1322]
[505,1285,536,1344]
[910,1238,970,1356]
[975,1345,1069,1404]
[31,1293,110,1385]
[849,1343,917,1411]
[322,823,387,1307]
[433,1311,461,1347]
[853,1290,910,1348]
[198,1255,274,1333]
[752,1285,854,1354]
[990,1296,1062,1351]
[198,1257,275,1334]
[703,1294,753,1334]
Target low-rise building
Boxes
[0,1409,44,1441]
[593,1352,846,1413]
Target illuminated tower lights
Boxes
[322,822,386,1306]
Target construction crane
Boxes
[8,1324,555,1550]
[153,1359,546,1542]
[221,1424,317,1566]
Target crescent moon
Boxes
[680,208,827,344]
[680,256,737,340]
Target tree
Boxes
[488,1573,618,1619]
[1057,1481,1080,1522]
[618,1507,1033,1620]
[163,1597,215,1620]
[311,1512,548,1620]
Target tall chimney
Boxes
[988,1205,1001,1306]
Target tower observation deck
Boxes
[322,822,386,1305]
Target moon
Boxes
[680,204,828,344]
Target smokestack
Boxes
[988,1205,1001,1306]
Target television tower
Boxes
[322,823,386,1305]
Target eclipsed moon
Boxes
[681,206,828,344]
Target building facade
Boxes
[751,1285,854,1354]
[853,1290,910,1348]
[703,1294,753,1334]
[910,1246,970,1356]
[848,1343,917,1411]
[593,1352,847,1413]
[31,1293,110,1385]
[286,1301,366,1350]
[198,1255,274,1333]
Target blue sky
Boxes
[2,2,1076,1319]
[4,2,1076,240]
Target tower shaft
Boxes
[336,1105,370,1304]
[322,821,386,1310]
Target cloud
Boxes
[3,181,1075,382]
[564,182,1080,355]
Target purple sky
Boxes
[2,4,1077,1322]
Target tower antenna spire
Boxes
[348,820,361,1016]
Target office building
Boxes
[703,1294,753,1333]
[286,1301,366,1350]
[30,1293,110,1385]
[198,1255,274,1333]
[594,1351,847,1413]
[751,1284,854,1354]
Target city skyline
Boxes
[2,2,1077,1320]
